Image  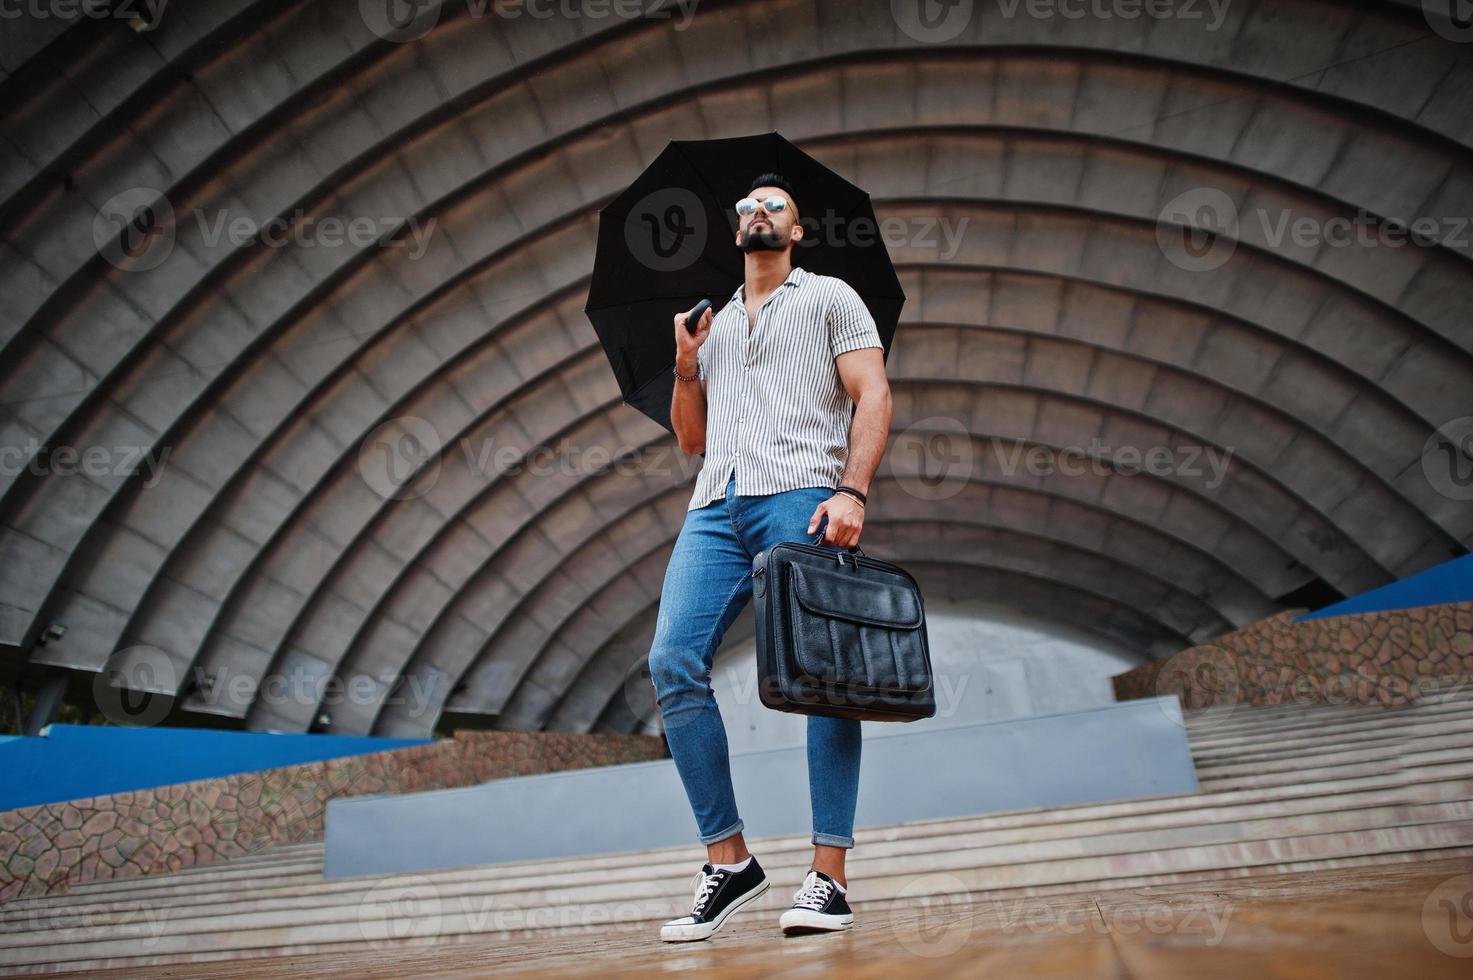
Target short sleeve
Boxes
[827,279,883,359]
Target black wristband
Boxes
[835,484,867,505]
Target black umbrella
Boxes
[586,131,906,432]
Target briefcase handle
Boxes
[811,529,865,558]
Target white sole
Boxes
[660,878,770,942]
[779,908,854,935]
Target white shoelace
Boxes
[791,870,834,911]
[688,867,724,916]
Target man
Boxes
[648,172,892,942]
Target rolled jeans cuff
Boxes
[812,831,854,848]
[699,818,745,846]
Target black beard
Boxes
[740,227,787,252]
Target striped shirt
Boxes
[689,265,883,511]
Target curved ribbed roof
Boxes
[1,0,1469,736]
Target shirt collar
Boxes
[730,265,806,305]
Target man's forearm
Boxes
[839,388,891,493]
[671,351,706,455]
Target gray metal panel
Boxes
[323,697,1198,879]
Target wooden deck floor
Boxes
[81,857,1473,978]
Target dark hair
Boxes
[748,172,798,211]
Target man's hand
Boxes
[807,493,864,548]
[674,305,713,369]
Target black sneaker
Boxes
[779,869,853,935]
[659,856,769,942]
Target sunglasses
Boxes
[734,195,789,217]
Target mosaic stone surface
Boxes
[0,730,663,902]
[1114,602,1473,710]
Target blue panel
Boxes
[324,698,1198,878]
[0,725,430,812]
[1297,554,1473,621]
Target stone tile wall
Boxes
[0,729,664,901]
[1113,602,1473,711]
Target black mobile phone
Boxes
[685,298,712,334]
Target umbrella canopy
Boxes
[586,131,906,432]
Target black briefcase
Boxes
[751,533,935,722]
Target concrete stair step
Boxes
[1190,721,1473,767]
[1198,746,1472,792]
[1179,685,1473,737]
[5,816,1469,973]
[1186,698,1473,750]
[1194,731,1473,780]
[5,776,1466,933]
[1185,711,1469,751]
[16,749,1469,914]
[13,845,1473,977]
[1191,725,1473,772]
[6,763,1467,928]
[1183,685,1473,728]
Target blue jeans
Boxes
[648,473,862,848]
